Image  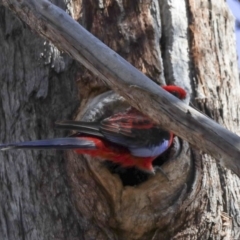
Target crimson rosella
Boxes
[0,85,186,173]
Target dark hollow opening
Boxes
[103,145,173,186]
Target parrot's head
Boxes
[162,85,187,100]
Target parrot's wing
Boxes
[100,111,173,157]
[55,109,173,158]
[55,121,104,137]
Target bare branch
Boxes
[1,0,240,176]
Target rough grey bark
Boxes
[0,0,240,240]
[0,3,84,240]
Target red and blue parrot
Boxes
[0,85,186,173]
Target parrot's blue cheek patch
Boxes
[130,140,169,157]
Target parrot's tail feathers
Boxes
[55,121,104,137]
[0,138,97,151]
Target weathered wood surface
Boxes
[0,3,83,240]
[0,0,240,239]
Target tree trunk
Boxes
[0,0,239,240]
